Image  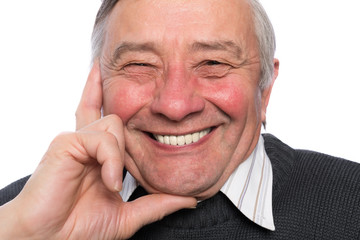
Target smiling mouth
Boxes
[151,128,212,146]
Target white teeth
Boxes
[192,132,200,142]
[153,128,211,146]
[185,134,192,144]
[170,136,177,145]
[164,136,170,144]
[177,135,185,146]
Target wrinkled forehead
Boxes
[104,0,255,46]
[109,0,252,16]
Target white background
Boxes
[0,0,359,189]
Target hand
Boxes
[0,62,197,240]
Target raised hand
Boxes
[0,62,196,240]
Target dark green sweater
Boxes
[1,134,360,239]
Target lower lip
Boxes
[147,128,216,150]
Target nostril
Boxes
[150,94,205,122]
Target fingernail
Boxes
[114,180,122,192]
[187,200,199,209]
[187,206,197,209]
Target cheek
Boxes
[102,80,154,122]
[203,79,250,120]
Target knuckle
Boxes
[75,102,85,115]
[105,114,124,127]
[52,131,75,143]
[102,131,118,144]
[48,132,77,150]
[75,107,86,121]
[75,108,80,118]
[41,132,79,163]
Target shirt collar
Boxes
[120,135,275,231]
[220,135,275,231]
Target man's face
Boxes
[101,0,275,199]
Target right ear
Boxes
[261,58,279,125]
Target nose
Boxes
[150,65,205,121]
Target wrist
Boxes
[0,201,21,239]
[0,199,36,240]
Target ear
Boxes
[261,58,279,125]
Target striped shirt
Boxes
[120,135,275,231]
[220,135,275,230]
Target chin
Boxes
[139,167,223,198]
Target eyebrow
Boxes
[189,40,243,59]
[111,42,158,65]
[110,40,243,65]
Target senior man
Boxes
[1,0,360,239]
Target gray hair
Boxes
[247,0,276,89]
[91,0,276,89]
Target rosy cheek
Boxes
[201,78,249,119]
[103,80,154,123]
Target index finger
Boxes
[75,60,102,130]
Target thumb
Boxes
[121,194,197,237]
